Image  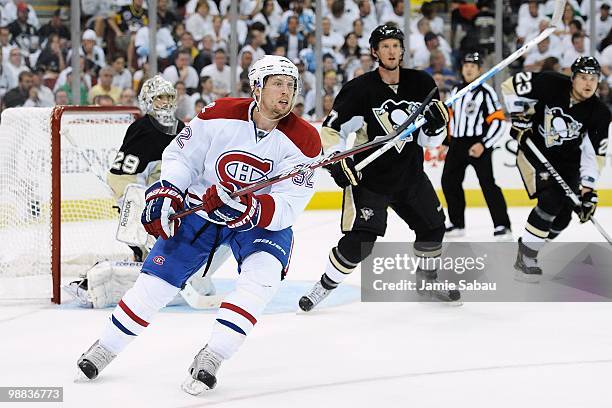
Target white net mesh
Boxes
[0,107,138,300]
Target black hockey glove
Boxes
[510,115,533,147]
[578,190,598,223]
[422,99,449,135]
[325,157,361,188]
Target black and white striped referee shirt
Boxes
[448,82,507,148]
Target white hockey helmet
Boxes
[138,75,178,129]
[248,55,300,110]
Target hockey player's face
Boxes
[461,63,481,83]
[260,75,296,118]
[572,72,599,101]
[374,39,402,70]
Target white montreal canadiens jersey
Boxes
[161,98,322,231]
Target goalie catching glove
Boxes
[325,157,361,188]
[509,115,533,147]
[202,182,263,232]
[422,99,449,136]
[578,190,598,223]
[141,180,184,239]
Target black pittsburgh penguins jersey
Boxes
[502,71,610,188]
[107,115,185,200]
[321,68,443,194]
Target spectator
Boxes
[210,15,228,52]
[66,29,106,75]
[184,0,220,17]
[200,49,232,99]
[0,53,11,98]
[1,0,39,29]
[328,0,358,37]
[321,16,343,51]
[380,0,405,27]
[540,56,561,72]
[292,95,309,120]
[352,19,371,51]
[276,15,306,61]
[219,14,248,46]
[424,49,456,89]
[57,70,89,105]
[516,0,546,46]
[108,0,148,69]
[237,50,253,81]
[7,2,38,55]
[162,48,199,90]
[157,0,180,29]
[274,44,287,56]
[523,36,561,72]
[54,56,92,92]
[185,0,213,42]
[0,27,11,61]
[174,80,193,122]
[561,32,601,75]
[111,54,132,90]
[295,58,315,93]
[81,0,112,39]
[305,70,340,115]
[93,94,115,106]
[280,0,315,35]
[37,9,70,42]
[418,2,444,35]
[322,92,335,117]
[23,69,53,107]
[193,98,206,116]
[252,0,283,44]
[4,47,29,89]
[3,70,32,108]
[240,22,267,62]
[89,66,122,104]
[338,32,361,76]
[192,35,214,73]
[357,0,379,36]
[134,22,177,67]
[54,88,69,105]
[119,87,136,106]
[35,33,65,76]
[192,75,215,105]
[413,32,452,69]
[594,3,612,48]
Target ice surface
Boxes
[1,208,612,407]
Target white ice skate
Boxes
[298,281,334,312]
[181,345,223,395]
[76,340,116,380]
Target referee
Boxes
[441,53,512,240]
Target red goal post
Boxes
[0,106,141,304]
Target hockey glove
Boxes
[510,115,533,147]
[202,182,261,232]
[578,190,598,223]
[325,157,361,188]
[141,180,185,240]
[422,99,449,135]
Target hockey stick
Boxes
[353,0,568,172]
[168,88,436,221]
[524,138,612,245]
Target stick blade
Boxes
[550,0,566,27]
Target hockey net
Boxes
[0,106,141,303]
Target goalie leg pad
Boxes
[99,273,180,354]
[208,252,282,359]
[86,261,142,308]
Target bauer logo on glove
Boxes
[141,180,185,239]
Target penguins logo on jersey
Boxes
[216,151,273,187]
[538,106,582,148]
[372,99,421,153]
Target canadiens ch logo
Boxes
[538,106,582,148]
[216,151,273,187]
[372,99,421,153]
[152,256,165,265]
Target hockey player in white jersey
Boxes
[76,55,322,393]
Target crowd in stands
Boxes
[0,0,611,121]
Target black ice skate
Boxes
[182,345,223,395]
[77,340,116,380]
[514,238,543,283]
[416,269,462,304]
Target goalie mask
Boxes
[138,75,179,134]
[248,55,301,118]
